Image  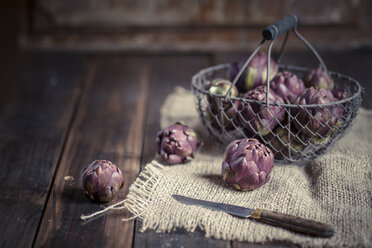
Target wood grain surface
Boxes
[0,54,87,248]
[0,50,370,248]
[132,55,232,248]
[33,56,149,247]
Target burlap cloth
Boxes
[125,87,372,247]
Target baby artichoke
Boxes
[332,88,349,100]
[156,122,198,164]
[264,126,304,157]
[239,85,286,137]
[270,71,305,103]
[222,138,274,191]
[304,68,334,90]
[207,79,240,131]
[293,87,343,142]
[228,52,278,93]
[81,160,124,203]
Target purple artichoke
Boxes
[156,122,198,164]
[293,87,343,140]
[207,79,240,131]
[81,160,124,202]
[239,85,286,136]
[228,52,278,93]
[222,138,274,191]
[264,126,304,157]
[207,78,239,108]
[270,71,306,103]
[304,68,334,90]
[332,88,349,100]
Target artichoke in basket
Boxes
[81,160,124,203]
[207,78,239,108]
[332,88,349,100]
[304,68,334,90]
[264,126,304,157]
[156,122,199,165]
[293,87,343,144]
[270,71,306,103]
[206,79,240,131]
[239,85,286,137]
[228,52,278,93]
[222,138,274,191]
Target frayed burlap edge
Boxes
[124,161,166,224]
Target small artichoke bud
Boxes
[222,138,274,191]
[332,88,349,100]
[156,122,199,165]
[228,52,279,93]
[81,160,124,203]
[304,68,334,90]
[293,87,343,138]
[206,79,240,131]
[270,71,305,103]
[239,85,286,136]
[265,126,304,157]
[207,78,239,108]
[208,78,238,97]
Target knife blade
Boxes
[172,194,334,238]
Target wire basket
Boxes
[191,15,362,163]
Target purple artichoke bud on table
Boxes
[81,160,124,203]
[239,85,286,136]
[293,87,343,140]
[222,138,274,191]
[304,68,334,90]
[264,126,304,157]
[332,88,349,100]
[156,122,199,164]
[228,52,279,93]
[270,71,305,103]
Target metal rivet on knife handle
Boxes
[250,209,263,219]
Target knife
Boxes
[172,194,334,238]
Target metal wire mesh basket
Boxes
[191,15,362,163]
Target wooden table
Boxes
[0,49,371,247]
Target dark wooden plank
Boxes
[0,53,87,248]
[133,54,232,248]
[33,55,150,247]
[138,228,231,248]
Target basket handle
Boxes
[262,14,299,40]
[226,14,327,105]
[225,15,299,99]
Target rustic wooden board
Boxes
[0,53,86,248]
[26,0,372,52]
[35,0,359,28]
[133,55,232,248]
[33,56,150,247]
[1,50,370,248]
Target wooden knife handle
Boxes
[250,209,334,238]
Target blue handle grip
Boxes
[262,15,298,40]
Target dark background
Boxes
[3,0,372,52]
